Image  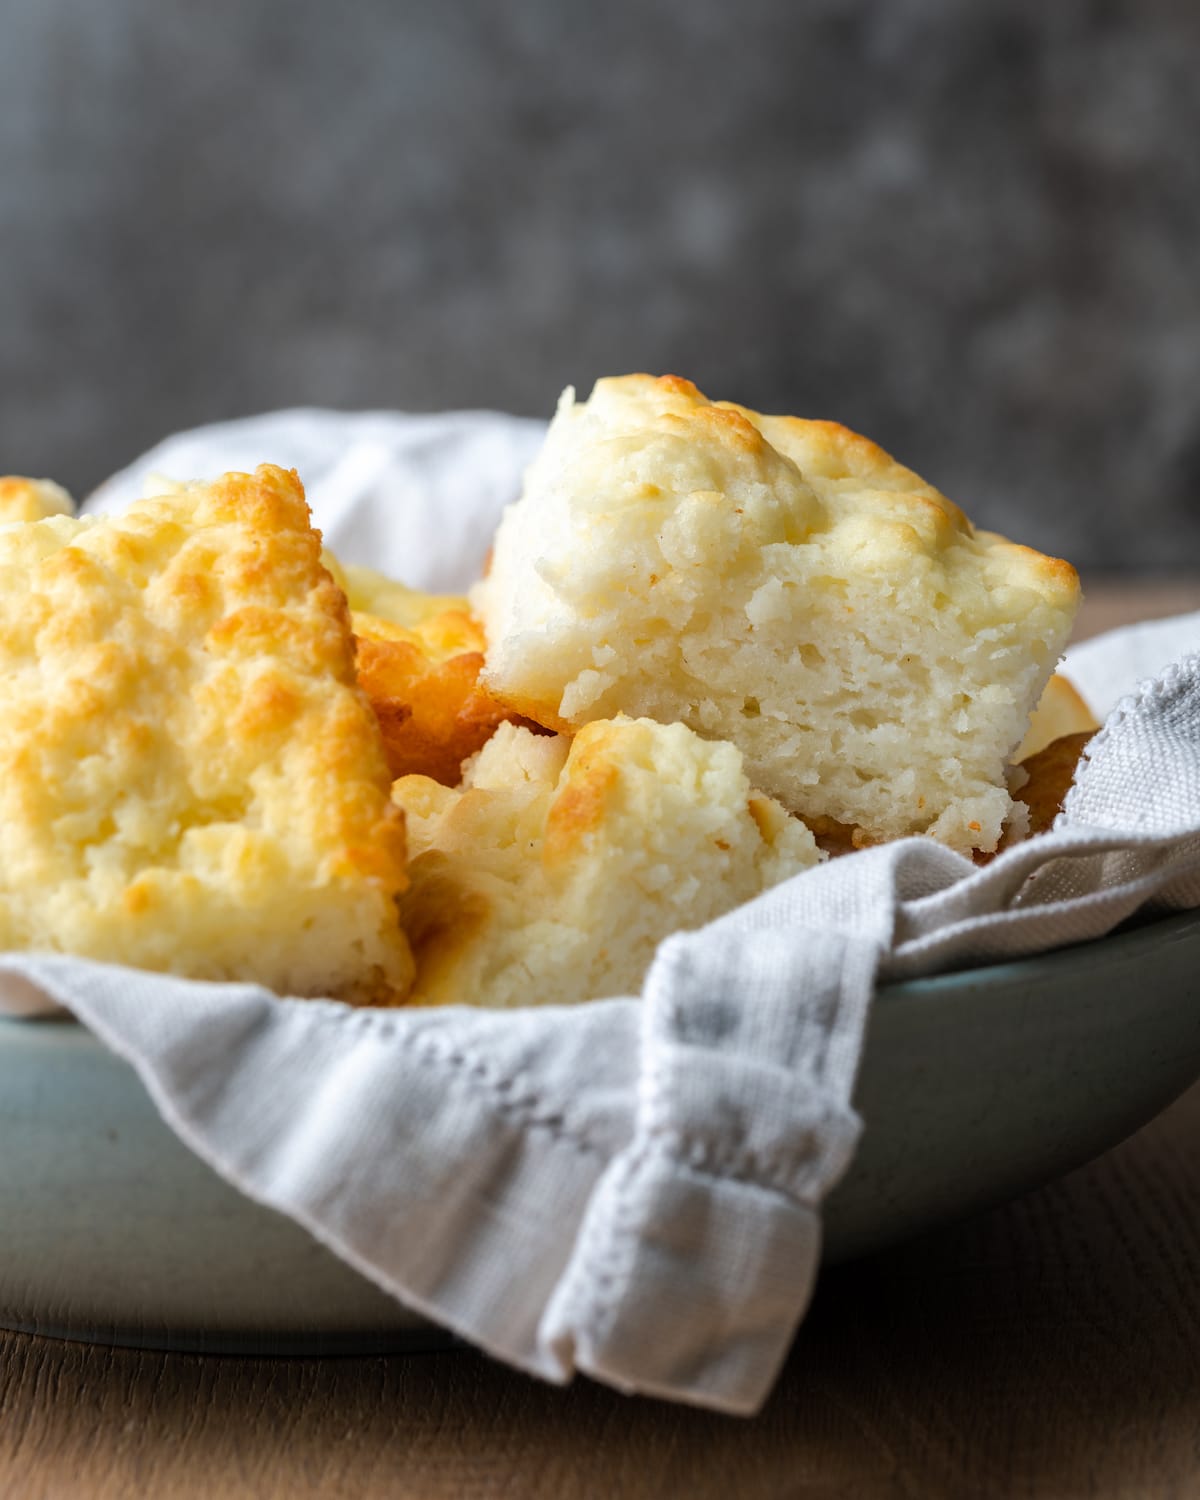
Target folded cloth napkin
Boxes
[3,411,1199,1415]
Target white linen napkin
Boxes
[2,410,1199,1415]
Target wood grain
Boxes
[3,581,1199,1499]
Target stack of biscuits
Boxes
[0,377,1090,1008]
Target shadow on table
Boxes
[4,1083,1200,1499]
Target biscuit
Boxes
[394,716,822,1008]
[1013,673,1098,762]
[0,476,74,524]
[339,560,469,629]
[1013,730,1095,838]
[136,480,462,631]
[0,465,413,1003]
[354,605,525,784]
[475,375,1081,855]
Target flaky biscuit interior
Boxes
[395,716,821,1008]
[475,374,1081,855]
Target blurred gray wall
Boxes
[2,0,1198,570]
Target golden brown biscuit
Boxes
[0,476,74,523]
[0,465,413,1003]
[339,561,469,628]
[353,606,531,784]
[1013,731,1095,838]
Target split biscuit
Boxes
[394,716,822,1008]
[475,374,1080,855]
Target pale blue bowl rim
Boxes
[2,906,1197,1040]
[878,904,1200,1003]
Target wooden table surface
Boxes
[3,579,1199,1500]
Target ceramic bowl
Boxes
[3,908,1199,1354]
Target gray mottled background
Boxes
[2,0,1198,570]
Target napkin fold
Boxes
[3,411,1199,1415]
